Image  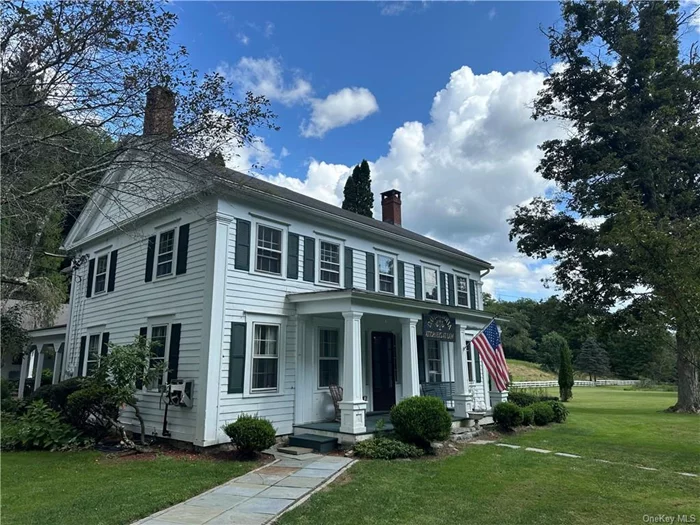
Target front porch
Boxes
[288,288,504,443]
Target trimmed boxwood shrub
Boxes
[508,391,559,407]
[390,396,452,447]
[66,384,120,441]
[28,378,87,413]
[547,400,569,423]
[531,402,556,426]
[222,414,276,456]
[354,437,424,460]
[493,401,523,431]
[521,406,534,426]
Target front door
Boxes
[371,332,396,411]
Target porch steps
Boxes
[288,433,338,453]
[277,445,314,456]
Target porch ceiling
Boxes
[287,288,504,327]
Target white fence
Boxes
[511,379,639,389]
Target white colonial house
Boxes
[57,87,505,448]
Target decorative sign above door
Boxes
[422,310,456,342]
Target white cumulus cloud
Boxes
[300,87,379,138]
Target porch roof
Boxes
[287,288,505,327]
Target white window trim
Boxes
[376,253,397,295]
[82,330,105,377]
[243,314,286,397]
[425,339,442,383]
[316,236,344,288]
[93,254,109,295]
[139,316,174,393]
[456,275,470,307]
[154,228,178,280]
[423,264,440,302]
[314,320,344,392]
[250,219,288,279]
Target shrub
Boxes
[507,391,540,407]
[354,437,424,460]
[390,396,452,447]
[531,402,556,426]
[521,406,534,426]
[28,378,87,413]
[547,401,569,423]
[11,401,83,450]
[0,378,12,400]
[66,384,120,441]
[493,402,523,431]
[1,415,21,450]
[222,414,276,456]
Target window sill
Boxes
[244,390,286,398]
[154,273,176,282]
[249,269,286,281]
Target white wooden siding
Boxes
[353,249,366,290]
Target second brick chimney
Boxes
[381,189,402,226]
[143,86,176,136]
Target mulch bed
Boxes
[99,442,275,464]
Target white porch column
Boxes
[400,318,420,399]
[35,346,46,390]
[339,311,367,434]
[490,384,509,407]
[293,315,307,425]
[453,324,473,418]
[17,354,29,399]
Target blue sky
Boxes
[165,2,698,302]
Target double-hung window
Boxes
[377,255,395,293]
[256,225,282,275]
[94,255,108,294]
[156,229,175,278]
[149,325,168,388]
[319,241,341,285]
[426,340,442,383]
[318,329,339,388]
[86,334,101,376]
[252,324,279,391]
[424,268,438,301]
[457,276,469,306]
[467,344,482,383]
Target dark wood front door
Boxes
[372,332,396,411]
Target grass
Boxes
[279,388,700,525]
[508,359,556,381]
[1,451,258,525]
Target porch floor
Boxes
[295,411,467,435]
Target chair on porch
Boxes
[329,384,343,422]
[420,381,454,408]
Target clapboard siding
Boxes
[64,203,214,443]
[352,249,367,290]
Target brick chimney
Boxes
[381,189,402,226]
[143,86,176,136]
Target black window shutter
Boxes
[168,323,182,380]
[78,336,87,377]
[175,224,190,275]
[447,273,455,306]
[228,322,246,394]
[344,247,353,288]
[366,253,375,291]
[86,258,95,297]
[145,236,156,282]
[397,261,405,297]
[440,271,448,305]
[469,279,477,309]
[100,332,110,357]
[417,335,425,384]
[303,237,315,282]
[136,327,148,389]
[287,233,299,279]
[107,250,118,292]
[234,219,251,271]
[414,264,422,299]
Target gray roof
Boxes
[1,300,69,331]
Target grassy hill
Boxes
[508,359,557,382]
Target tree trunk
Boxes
[129,402,148,445]
[669,321,700,413]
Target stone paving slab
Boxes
[216,483,269,497]
[259,486,311,499]
[206,511,271,525]
[496,443,521,449]
[155,506,224,524]
[183,493,247,510]
[275,476,326,488]
[234,497,295,515]
[554,452,581,458]
[525,447,551,454]
[289,468,335,478]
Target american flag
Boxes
[472,320,509,392]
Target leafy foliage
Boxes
[559,345,574,402]
[222,414,277,456]
[0,306,30,364]
[493,402,523,431]
[28,377,87,413]
[66,384,120,441]
[3,401,83,451]
[354,437,424,460]
[507,390,558,408]
[547,401,569,424]
[390,396,452,447]
[521,406,534,426]
[531,402,556,426]
[341,160,374,217]
[575,338,611,381]
[539,331,569,373]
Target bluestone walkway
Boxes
[133,453,354,525]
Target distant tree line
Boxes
[485,295,676,383]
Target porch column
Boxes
[453,324,473,418]
[400,318,420,398]
[490,381,509,407]
[35,346,46,390]
[17,354,29,400]
[339,311,367,434]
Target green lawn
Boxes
[279,388,700,525]
[1,451,257,525]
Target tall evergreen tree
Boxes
[575,338,611,382]
[342,160,374,217]
[559,344,574,402]
[508,1,700,412]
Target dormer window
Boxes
[156,229,175,277]
[377,254,395,293]
[256,225,282,275]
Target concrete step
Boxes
[288,433,338,453]
[277,445,314,455]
